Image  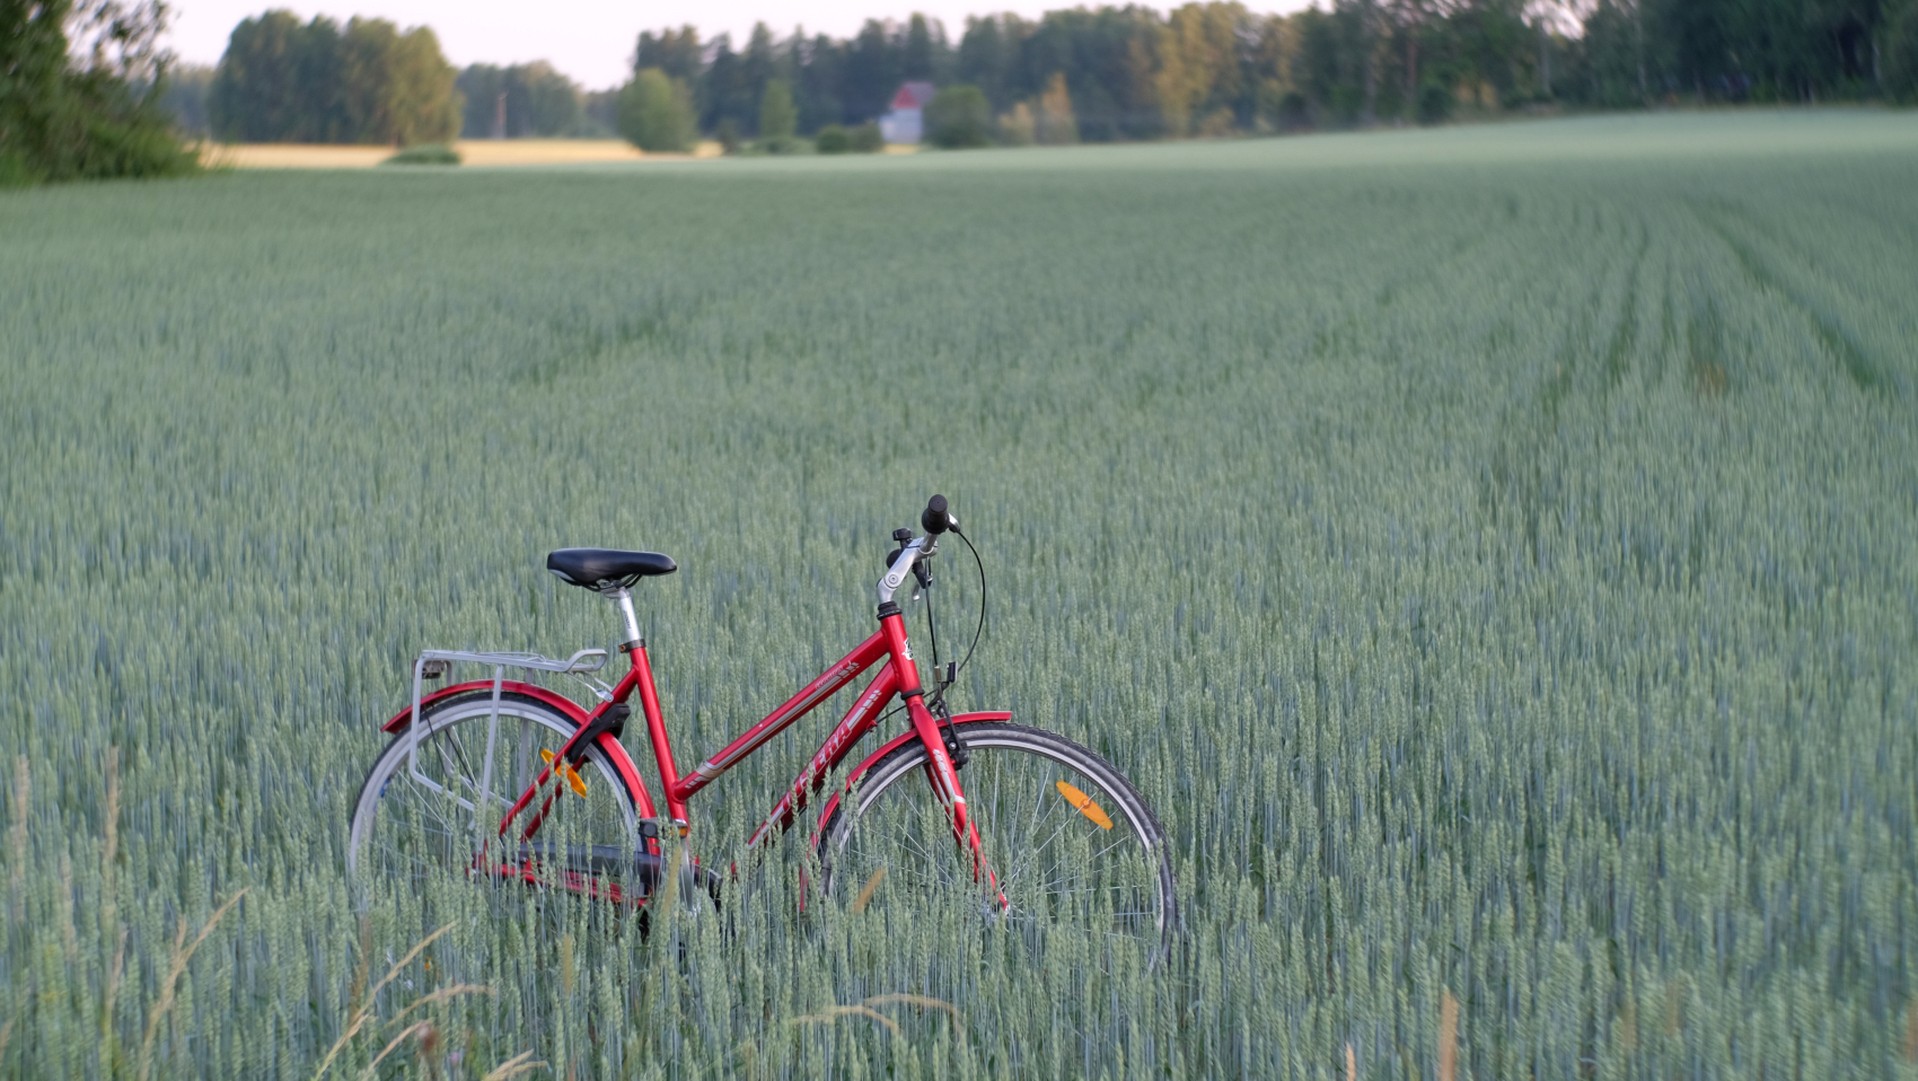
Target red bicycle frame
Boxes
[381,576,1002,903]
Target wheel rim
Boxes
[828,732,1172,964]
[350,700,640,909]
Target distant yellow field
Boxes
[203,139,723,169]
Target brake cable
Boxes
[923,524,987,720]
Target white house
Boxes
[878,81,936,144]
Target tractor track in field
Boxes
[1685,196,1888,400]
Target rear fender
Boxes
[811,711,1012,851]
[379,679,657,823]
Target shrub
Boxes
[815,125,851,154]
[382,143,460,166]
[925,85,994,149]
[1035,73,1078,145]
[848,122,884,153]
[998,103,1036,147]
[1418,83,1454,126]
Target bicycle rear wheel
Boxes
[819,721,1177,964]
[348,692,643,906]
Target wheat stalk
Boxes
[851,868,887,914]
[313,922,453,1079]
[862,992,962,1027]
[1437,988,1459,1081]
[8,757,27,927]
[788,1004,903,1038]
[383,984,492,1029]
[99,747,125,1058]
[1903,998,1917,1064]
[346,916,373,1018]
[480,1050,547,1079]
[360,1021,432,1079]
[136,888,248,1081]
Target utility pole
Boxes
[493,91,507,139]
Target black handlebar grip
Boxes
[922,494,951,535]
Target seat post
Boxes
[606,587,643,651]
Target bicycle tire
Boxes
[347,691,643,905]
[818,721,1177,961]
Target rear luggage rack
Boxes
[402,648,614,815]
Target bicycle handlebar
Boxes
[922,493,957,536]
[877,496,959,605]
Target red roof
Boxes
[890,82,936,110]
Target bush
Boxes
[925,85,994,149]
[998,103,1036,147]
[815,125,851,154]
[1418,83,1454,126]
[382,143,460,166]
[1035,72,1079,145]
[848,122,884,153]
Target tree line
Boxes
[174,1,1918,151]
[623,1,1918,145]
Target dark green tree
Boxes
[458,61,583,138]
[208,10,310,141]
[1888,0,1918,99]
[903,13,938,78]
[635,26,703,87]
[957,16,1012,106]
[701,35,757,134]
[335,18,459,145]
[758,78,797,149]
[794,31,845,131]
[845,19,901,120]
[211,10,457,144]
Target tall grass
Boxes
[1,111,1914,1077]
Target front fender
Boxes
[812,710,1012,848]
[378,680,656,823]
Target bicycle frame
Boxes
[380,561,1001,904]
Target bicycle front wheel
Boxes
[819,721,1177,963]
[348,691,643,906]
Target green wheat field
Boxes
[3,110,1916,1078]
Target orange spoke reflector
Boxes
[539,749,589,797]
[1055,780,1113,830]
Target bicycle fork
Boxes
[902,688,1008,912]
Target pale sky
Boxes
[169,1,1318,91]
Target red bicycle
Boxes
[347,496,1176,953]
